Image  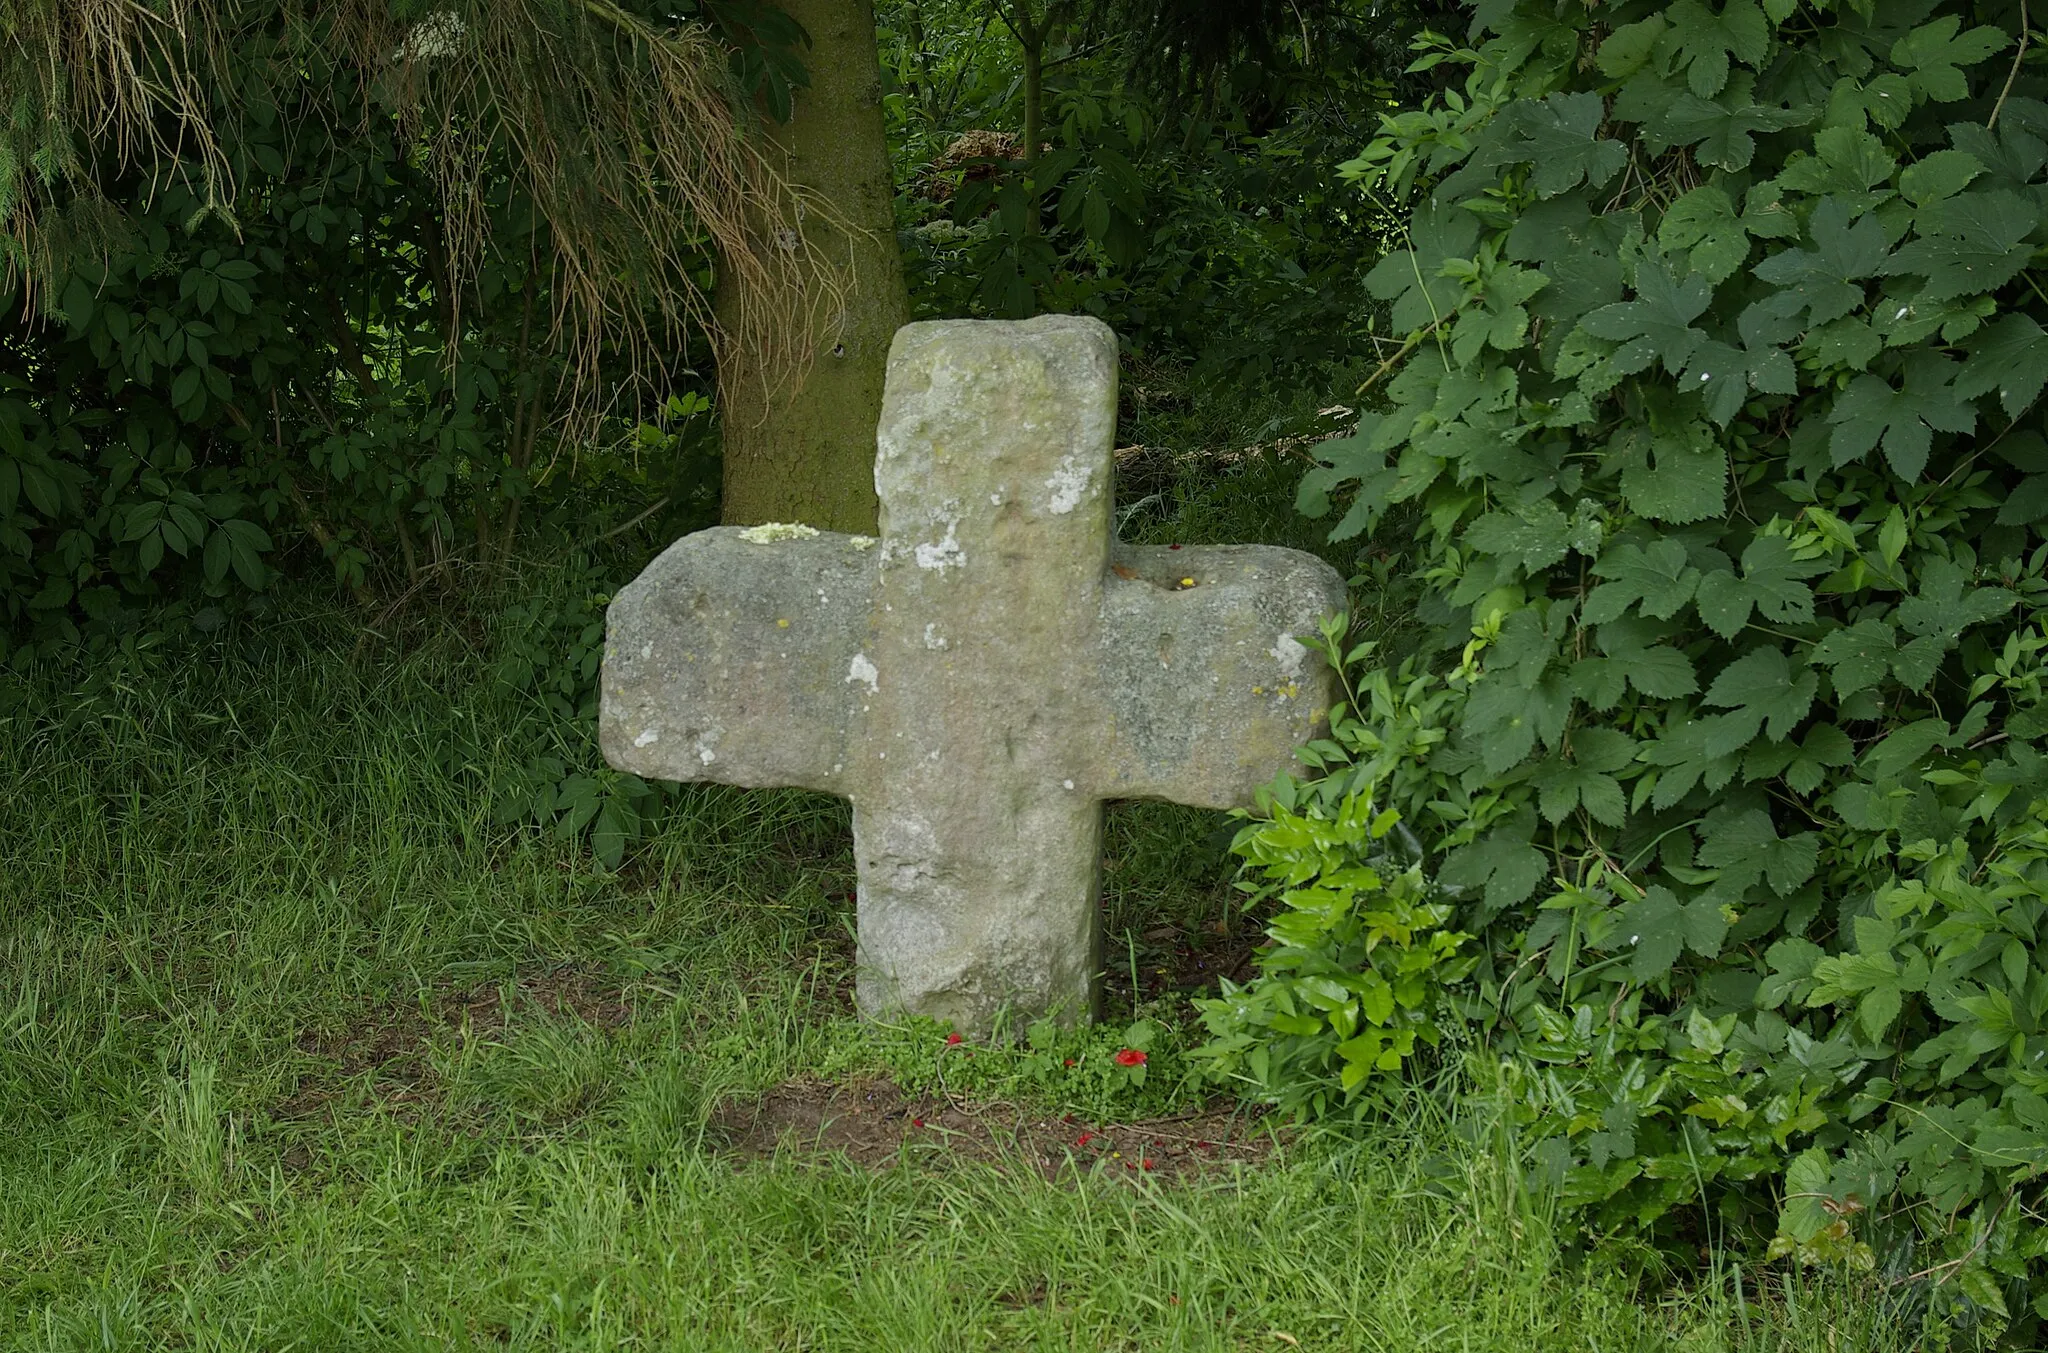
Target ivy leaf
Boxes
[1693,534,1824,638]
[1890,16,2011,104]
[1953,313,2048,417]
[1613,420,1727,523]
[1664,0,1771,97]
[1748,197,1890,328]
[1582,252,1713,376]
[1811,619,1898,696]
[1828,352,1977,482]
[1704,646,1818,740]
[1883,191,2040,302]
[1500,93,1629,198]
[1585,538,1701,623]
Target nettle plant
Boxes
[1285,0,2048,1335]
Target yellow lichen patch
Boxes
[777,618,790,628]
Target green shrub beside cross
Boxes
[1217,0,2048,1337]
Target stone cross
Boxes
[600,316,1345,1034]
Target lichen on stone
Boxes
[849,535,879,550]
[738,522,820,544]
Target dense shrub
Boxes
[1211,0,2048,1339]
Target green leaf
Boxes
[1783,724,1856,794]
[1811,620,1897,696]
[1664,0,1771,97]
[1439,830,1548,916]
[1693,535,1821,639]
[1704,646,1817,740]
[1748,197,1890,328]
[1828,352,1977,482]
[1698,806,1818,895]
[1617,885,1728,979]
[1597,15,1667,78]
[1503,93,1628,198]
[1884,191,2040,302]
[1613,421,1727,523]
[1367,206,1482,334]
[1465,671,1573,774]
[1890,16,2011,104]
[1776,127,1897,206]
[1954,313,2048,417]
[1585,539,1701,623]
[1581,253,1712,376]
[1642,76,1810,172]
[1465,499,1576,573]
[1659,186,1751,284]
[1897,558,2017,641]
[1596,616,1700,698]
[1898,149,1984,207]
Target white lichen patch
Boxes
[632,726,661,748]
[849,535,878,550]
[913,517,965,572]
[1045,454,1094,514]
[846,652,880,693]
[695,730,720,765]
[738,522,820,544]
[923,623,948,650]
[1269,633,1309,681]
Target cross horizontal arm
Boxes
[1091,544,1346,808]
[600,527,879,795]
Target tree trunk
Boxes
[715,0,909,533]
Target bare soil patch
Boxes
[708,1076,1277,1183]
[277,962,633,1121]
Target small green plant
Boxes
[1191,771,1475,1119]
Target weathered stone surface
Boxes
[602,314,1345,1034]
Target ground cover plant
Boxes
[0,582,1915,1349]
[1250,0,2048,1342]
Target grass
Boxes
[0,598,1921,1351]
[0,382,1916,1349]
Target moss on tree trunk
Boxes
[715,0,909,533]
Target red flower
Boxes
[1062,1058,1075,1067]
[944,1033,963,1046]
[1140,1158,1156,1171]
[1076,1131,1095,1146]
[911,1117,925,1127]
[1113,1048,1147,1068]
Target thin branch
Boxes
[1989,0,2031,130]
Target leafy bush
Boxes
[1231,0,2048,1338]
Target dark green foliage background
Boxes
[1276,0,2048,1337]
